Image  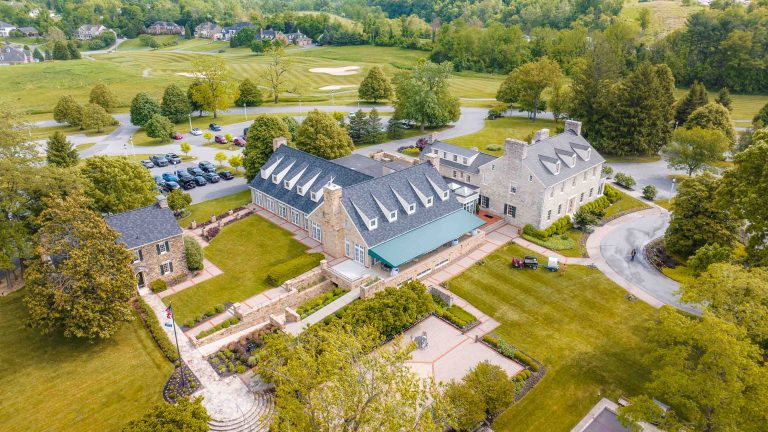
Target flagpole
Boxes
[168,303,186,390]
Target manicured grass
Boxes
[76,142,96,151]
[0,290,172,432]
[30,123,118,141]
[654,198,673,211]
[444,117,560,155]
[620,0,704,40]
[132,113,250,146]
[446,243,657,432]
[117,35,180,51]
[178,189,251,227]
[604,154,661,164]
[556,229,588,258]
[602,189,650,220]
[163,214,309,323]
[661,265,695,285]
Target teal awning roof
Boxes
[368,210,485,268]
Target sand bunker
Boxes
[175,72,204,78]
[308,66,360,76]
[318,84,358,91]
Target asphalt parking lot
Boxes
[147,159,248,204]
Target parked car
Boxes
[233,137,246,147]
[190,128,202,136]
[214,135,228,144]
[175,170,193,182]
[162,172,178,182]
[172,132,183,140]
[153,175,164,185]
[151,155,169,167]
[193,176,208,186]
[162,181,180,192]
[218,170,234,180]
[209,123,222,131]
[199,161,216,173]
[179,179,196,190]
[165,153,182,165]
[141,159,155,169]
[187,167,205,177]
[202,172,220,183]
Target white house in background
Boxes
[0,21,17,37]
[75,24,108,40]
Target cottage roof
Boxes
[0,46,28,63]
[18,27,38,33]
[0,21,15,29]
[523,130,604,187]
[422,141,498,174]
[104,203,182,249]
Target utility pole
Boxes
[244,103,248,121]
[167,303,186,390]
[188,112,192,132]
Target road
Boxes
[609,158,687,200]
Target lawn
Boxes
[446,243,657,432]
[132,113,251,146]
[620,0,704,40]
[602,188,650,220]
[0,291,172,432]
[117,35,181,51]
[604,154,661,164]
[30,123,118,141]
[162,214,311,323]
[654,198,673,211]
[178,189,251,227]
[444,117,561,155]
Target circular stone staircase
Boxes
[207,392,274,432]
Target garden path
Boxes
[157,259,222,298]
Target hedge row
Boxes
[603,184,621,203]
[437,304,478,329]
[132,298,179,364]
[579,195,611,215]
[523,215,573,240]
[296,287,347,318]
[483,334,540,372]
[266,253,324,287]
[196,317,240,339]
[150,279,167,293]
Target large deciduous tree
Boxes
[666,127,728,176]
[130,92,161,127]
[243,115,291,181]
[45,131,78,168]
[665,173,735,258]
[235,78,263,107]
[53,95,83,128]
[263,45,291,104]
[717,141,768,266]
[144,114,174,142]
[123,397,210,432]
[89,83,119,112]
[161,84,191,124]
[358,66,393,102]
[80,156,156,214]
[190,56,238,118]
[674,81,708,125]
[393,59,459,131]
[23,195,136,340]
[295,110,354,159]
[685,102,735,144]
[754,102,768,129]
[496,58,563,120]
[81,103,114,133]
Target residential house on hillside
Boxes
[194,22,222,39]
[0,21,16,37]
[220,22,254,41]
[250,140,484,275]
[284,30,312,46]
[75,24,108,40]
[18,27,39,37]
[104,196,187,288]
[146,21,183,35]
[420,120,606,229]
[0,45,32,65]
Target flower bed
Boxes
[296,287,348,319]
[481,333,545,402]
[207,327,274,377]
[196,316,240,339]
[431,293,480,332]
[131,298,179,364]
[202,209,255,241]
[163,364,201,403]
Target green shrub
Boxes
[614,172,636,189]
[149,279,167,293]
[603,183,621,203]
[266,253,324,287]
[247,356,257,367]
[483,334,499,348]
[497,340,517,358]
[400,147,421,156]
[214,304,225,313]
[196,316,241,339]
[296,287,347,318]
[514,351,540,372]
[236,364,246,374]
[132,298,179,363]
[184,236,204,271]
[642,184,658,200]
[438,305,477,328]
[486,144,502,151]
[602,165,613,177]
[522,234,576,251]
[516,369,531,381]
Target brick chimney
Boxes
[272,136,287,151]
[424,152,440,171]
[564,120,582,136]
[531,128,550,144]
[429,132,439,143]
[156,195,168,208]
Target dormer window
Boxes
[409,204,415,213]
[453,154,457,162]
[297,186,304,195]
[271,174,279,183]
[310,191,319,201]
[462,157,468,164]
[426,197,433,207]
[555,162,561,175]
[389,211,397,221]
[442,190,449,199]
[369,218,378,229]
[284,180,291,189]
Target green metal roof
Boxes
[368,210,485,268]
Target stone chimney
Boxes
[564,120,582,136]
[272,136,287,151]
[504,138,528,160]
[429,132,439,144]
[424,152,440,171]
[531,128,550,144]
[156,195,168,208]
[320,183,345,257]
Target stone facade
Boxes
[130,234,186,288]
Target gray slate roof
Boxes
[0,21,14,29]
[0,46,28,63]
[422,140,497,174]
[104,203,182,249]
[332,154,409,178]
[341,162,463,247]
[19,27,38,33]
[525,130,605,187]
[249,146,372,215]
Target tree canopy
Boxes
[358,66,393,102]
[80,156,157,214]
[243,115,291,181]
[45,131,78,168]
[685,102,735,143]
[674,81,708,126]
[144,114,174,142]
[262,45,292,104]
[295,110,354,160]
[235,79,263,107]
[496,58,563,120]
[189,56,239,118]
[161,84,191,124]
[393,59,460,131]
[666,127,729,176]
[89,83,119,112]
[123,397,210,432]
[53,95,83,128]
[130,92,161,127]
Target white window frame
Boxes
[310,221,322,242]
[157,242,168,254]
[345,239,351,258]
[354,243,365,265]
[160,261,172,275]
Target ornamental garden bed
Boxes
[481,333,545,402]
[181,303,230,329]
[207,326,275,377]
[296,287,348,319]
[163,363,202,403]
[196,316,240,339]
[431,293,480,332]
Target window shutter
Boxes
[503,204,508,215]
[165,241,170,252]
[160,264,165,275]
[156,244,161,255]
[169,262,174,273]
[138,249,143,261]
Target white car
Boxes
[190,128,202,136]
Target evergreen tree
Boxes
[45,131,78,168]
[365,108,385,144]
[715,87,733,111]
[161,84,191,124]
[296,110,355,159]
[80,103,114,132]
[243,115,291,181]
[674,81,708,125]
[281,116,299,140]
[358,66,393,102]
[23,195,136,340]
[44,48,51,60]
[33,48,44,62]
[66,41,81,59]
[753,102,768,128]
[685,102,735,143]
[235,79,263,107]
[80,156,156,213]
[144,114,174,142]
[347,110,369,144]
[184,24,193,40]
[387,117,404,139]
[52,40,70,60]
[53,95,83,127]
[130,92,161,126]
[89,83,119,112]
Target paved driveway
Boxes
[608,158,686,199]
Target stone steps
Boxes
[208,392,274,432]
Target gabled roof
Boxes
[422,140,497,174]
[18,27,38,33]
[0,46,28,63]
[332,154,409,178]
[0,21,15,28]
[249,146,372,214]
[524,130,605,187]
[341,162,462,247]
[104,203,182,249]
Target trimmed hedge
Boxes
[514,351,540,372]
[184,236,204,271]
[196,316,240,339]
[483,334,540,372]
[521,233,576,251]
[614,172,636,189]
[523,216,572,240]
[266,253,324,287]
[296,287,347,318]
[579,195,611,215]
[132,298,179,363]
[437,304,478,328]
[603,183,621,203]
[150,279,167,293]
